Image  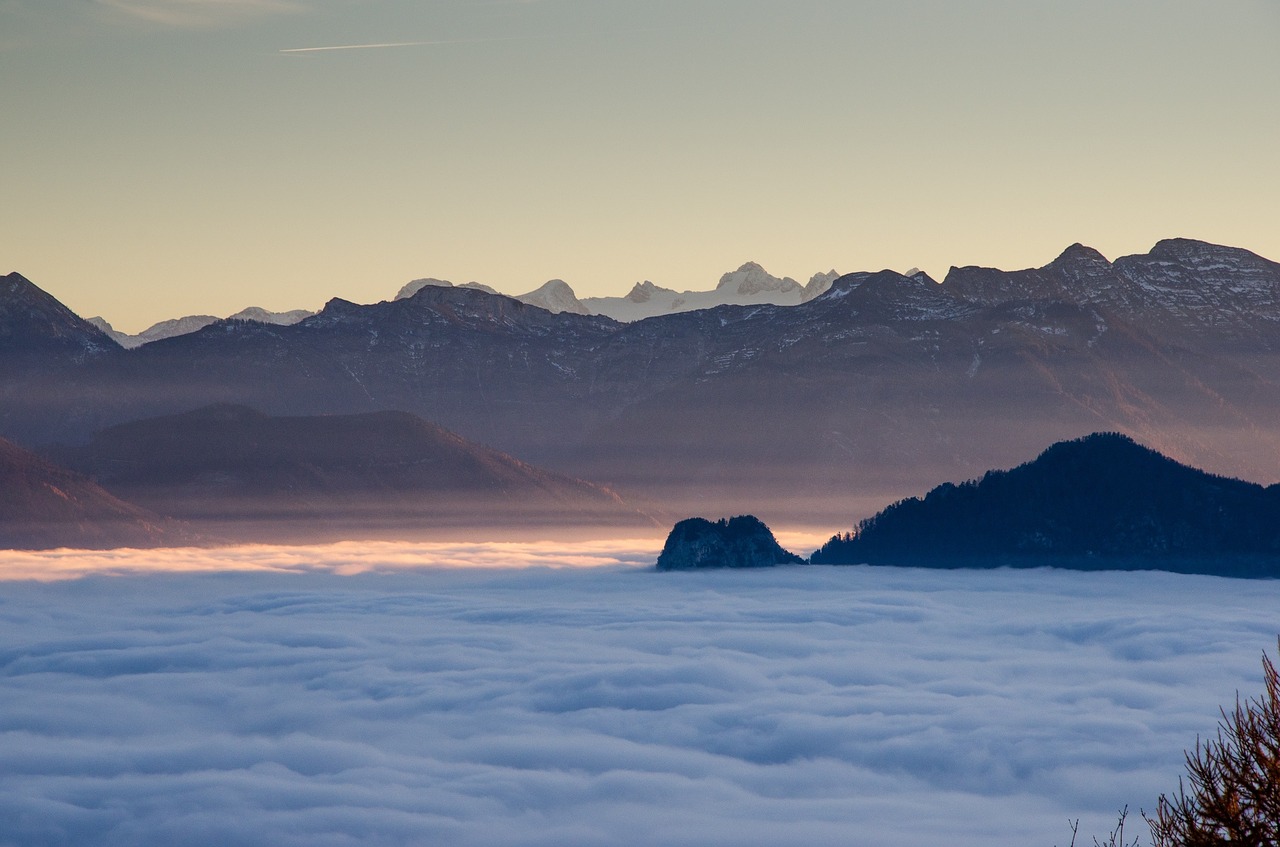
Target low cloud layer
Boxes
[0,538,664,582]
[1,551,1277,845]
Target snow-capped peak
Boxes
[517,280,590,315]
[625,280,676,304]
[801,270,841,302]
[716,262,802,296]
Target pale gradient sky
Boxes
[2,0,1278,331]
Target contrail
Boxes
[280,36,535,54]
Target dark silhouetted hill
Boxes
[656,515,803,570]
[810,433,1280,576]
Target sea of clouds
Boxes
[1,540,1277,846]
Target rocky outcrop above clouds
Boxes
[656,515,803,570]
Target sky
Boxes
[2,549,1278,845]
[3,0,1279,331]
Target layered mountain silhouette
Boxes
[810,433,1280,576]
[0,435,178,549]
[393,262,838,321]
[51,404,651,540]
[88,307,314,349]
[101,261,840,343]
[6,238,1280,526]
[580,263,840,320]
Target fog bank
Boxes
[1,550,1275,845]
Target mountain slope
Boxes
[0,436,177,549]
[0,272,118,363]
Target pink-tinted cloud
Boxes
[0,538,664,582]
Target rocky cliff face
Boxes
[656,515,803,570]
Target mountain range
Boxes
[5,236,1280,528]
[99,260,840,347]
[394,261,840,320]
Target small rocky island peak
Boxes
[656,515,804,570]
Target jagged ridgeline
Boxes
[810,433,1280,576]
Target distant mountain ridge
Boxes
[88,307,315,349]
[392,261,842,321]
[76,238,1280,347]
[7,237,1280,526]
[580,263,841,320]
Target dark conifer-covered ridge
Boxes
[810,433,1280,576]
[656,515,804,570]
